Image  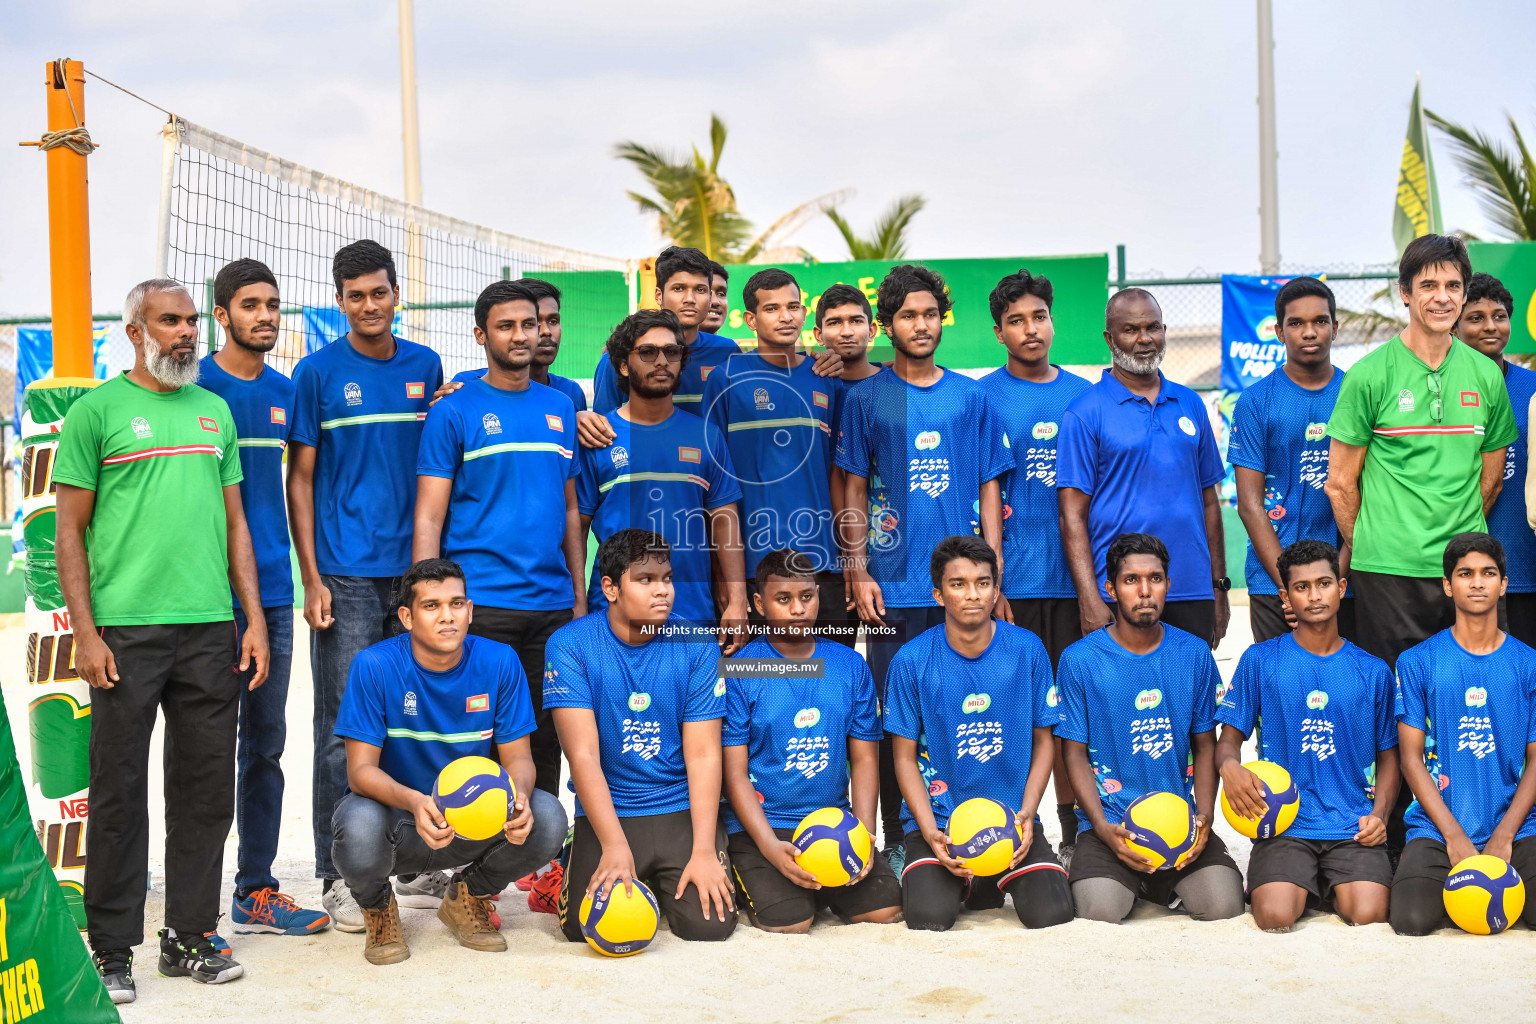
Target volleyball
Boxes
[945,797,1020,877]
[580,880,661,957]
[791,807,872,887]
[1219,760,1301,839]
[1122,792,1198,871]
[431,755,514,841]
[1443,855,1526,935]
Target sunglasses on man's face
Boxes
[634,344,683,364]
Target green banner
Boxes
[1467,241,1536,355]
[712,254,1110,369]
[540,270,632,381]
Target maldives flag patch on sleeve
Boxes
[1461,391,1480,407]
[546,414,564,431]
[813,391,829,409]
[678,446,701,463]
[270,406,287,424]
[198,416,220,433]
[406,382,426,399]
[466,694,489,713]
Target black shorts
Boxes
[1247,594,1357,644]
[728,829,900,927]
[1068,828,1238,906]
[1350,571,1455,671]
[1246,836,1391,902]
[558,810,736,943]
[1392,835,1536,886]
[1007,597,1082,670]
[902,826,1063,899]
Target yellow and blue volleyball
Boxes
[945,797,1020,877]
[791,807,871,887]
[1122,791,1197,871]
[431,755,514,841]
[1444,855,1526,934]
[1219,760,1300,839]
[579,880,661,956]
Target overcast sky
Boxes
[3,0,1533,315]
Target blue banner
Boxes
[301,307,406,355]
[1219,274,1289,392]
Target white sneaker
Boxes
[394,870,452,909]
[323,881,365,933]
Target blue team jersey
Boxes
[197,356,294,608]
[576,409,742,623]
[883,622,1057,834]
[333,633,535,796]
[702,353,843,575]
[1056,624,1221,835]
[1395,629,1536,846]
[1217,635,1397,839]
[418,378,579,609]
[979,366,1093,599]
[543,611,725,817]
[451,366,587,412]
[1226,367,1345,595]
[834,368,1015,608]
[1488,362,1536,593]
[722,637,881,832]
[592,332,742,417]
[290,336,442,577]
[1056,371,1225,603]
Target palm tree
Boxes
[614,114,754,262]
[1426,109,1536,240]
[826,194,927,260]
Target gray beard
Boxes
[144,335,200,388]
[1111,345,1164,376]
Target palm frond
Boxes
[741,189,853,262]
[1427,109,1535,241]
[825,207,862,259]
[826,194,927,260]
[708,114,728,175]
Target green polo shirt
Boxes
[1327,337,1516,577]
[52,373,243,625]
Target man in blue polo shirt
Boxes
[288,239,443,927]
[1228,277,1351,642]
[202,258,329,938]
[1058,288,1229,647]
[332,559,567,964]
[436,278,588,412]
[703,268,850,646]
[415,280,584,807]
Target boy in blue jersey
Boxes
[1229,277,1353,642]
[703,268,852,647]
[577,310,749,648]
[1216,539,1399,931]
[1459,273,1536,646]
[202,259,329,937]
[979,269,1094,855]
[415,280,585,809]
[703,260,729,334]
[1058,290,1229,647]
[814,283,881,385]
[1390,532,1536,935]
[1057,533,1244,923]
[837,265,1014,862]
[331,559,567,964]
[885,535,1072,930]
[435,278,589,412]
[722,548,901,932]
[547,530,737,943]
[287,240,443,925]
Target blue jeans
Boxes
[233,605,294,893]
[331,789,568,910]
[311,575,399,879]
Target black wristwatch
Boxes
[1212,576,1232,592]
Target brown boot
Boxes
[362,894,410,965]
[437,879,507,953]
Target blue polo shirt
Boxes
[452,366,587,412]
[1488,362,1536,593]
[1056,370,1225,603]
[592,332,742,417]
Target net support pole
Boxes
[1255,0,1280,274]
[398,0,428,338]
[43,59,94,378]
[154,118,178,277]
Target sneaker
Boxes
[527,862,563,915]
[323,880,365,934]
[362,894,410,966]
[158,929,244,985]
[438,879,507,952]
[205,930,232,956]
[1057,842,1075,873]
[232,888,332,936]
[516,860,559,892]
[882,843,907,879]
[94,948,135,1004]
[394,869,452,909]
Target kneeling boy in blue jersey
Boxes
[1390,532,1536,935]
[1217,539,1399,931]
[722,549,901,931]
[331,559,569,965]
[885,535,1073,931]
[547,529,737,942]
[1057,533,1244,923]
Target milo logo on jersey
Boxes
[1307,690,1329,710]
[1046,684,1060,709]
[1305,422,1328,441]
[962,693,991,714]
[1465,686,1488,708]
[628,692,652,712]
[1135,689,1163,711]
[915,431,941,450]
[1032,421,1058,441]
[794,707,821,728]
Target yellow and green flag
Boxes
[1393,77,1442,254]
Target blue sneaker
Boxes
[204,931,232,956]
[882,843,907,881]
[231,888,332,936]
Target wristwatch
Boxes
[1212,576,1232,592]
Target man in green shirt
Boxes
[54,279,267,1002]
[1325,234,1515,676]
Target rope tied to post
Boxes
[35,126,98,155]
